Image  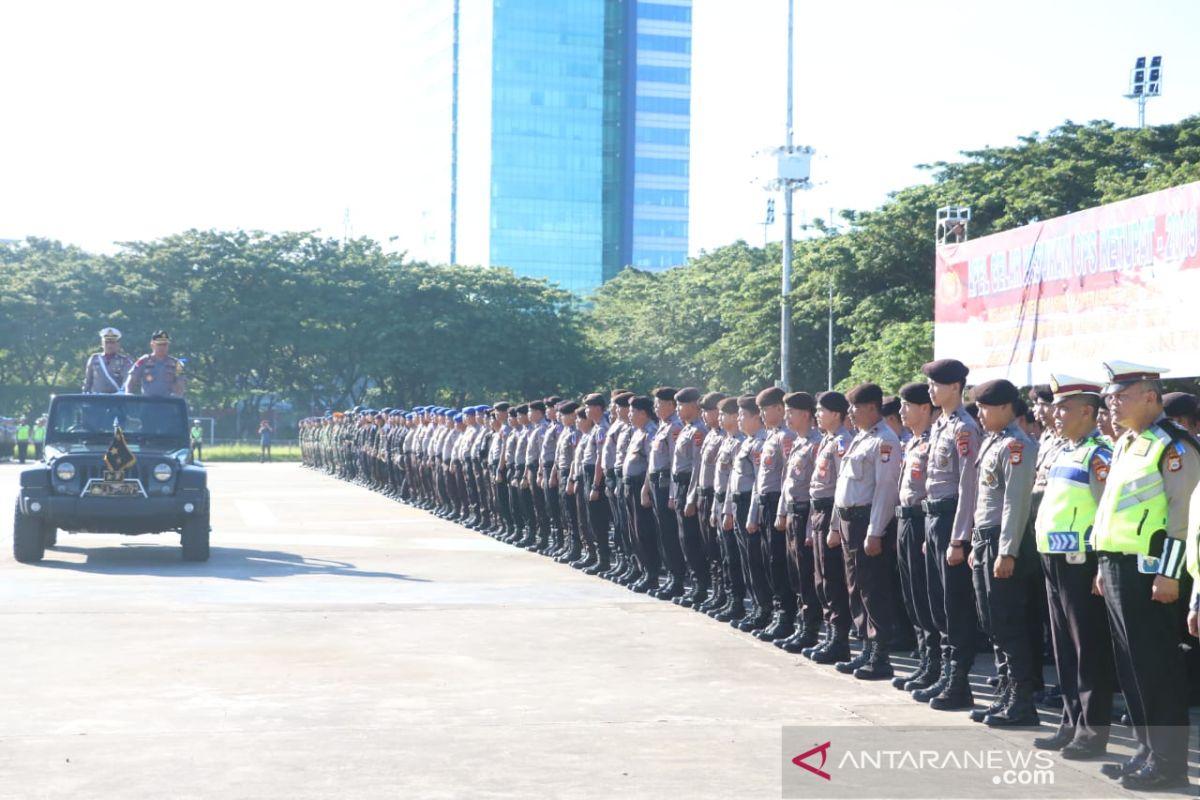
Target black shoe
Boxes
[1059,740,1107,760]
[583,560,609,576]
[801,628,830,659]
[970,679,1010,723]
[1033,730,1073,751]
[737,611,771,632]
[1102,751,1148,780]
[811,634,851,665]
[1120,763,1188,792]
[854,647,893,681]
[984,683,1040,727]
[715,601,746,623]
[929,667,973,711]
[755,612,794,642]
[686,587,709,610]
[836,643,874,674]
[893,647,933,691]
[673,585,698,606]
[659,578,685,600]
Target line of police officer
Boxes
[299,357,1200,792]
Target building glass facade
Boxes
[405,0,691,296]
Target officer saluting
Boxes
[83,328,135,394]
[125,330,187,397]
[1093,361,1198,790]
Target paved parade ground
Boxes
[0,463,1189,799]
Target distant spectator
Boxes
[190,419,204,462]
[259,420,274,463]
[15,417,30,463]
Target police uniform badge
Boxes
[956,430,971,457]
[692,430,704,447]
[1008,441,1024,465]
[880,444,892,463]
[1167,443,1184,472]
[1090,453,1110,481]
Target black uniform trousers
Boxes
[673,472,708,587]
[716,492,746,599]
[733,492,771,613]
[925,501,978,670]
[584,465,611,561]
[697,489,721,571]
[840,510,897,645]
[1042,552,1114,747]
[606,468,632,562]
[626,474,661,576]
[1099,553,1188,774]
[896,509,939,653]
[971,525,1035,684]
[810,500,851,634]
[559,471,579,543]
[785,503,821,633]
[542,462,562,533]
[650,471,687,581]
[761,492,796,618]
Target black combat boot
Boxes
[912,656,951,703]
[756,607,795,642]
[970,676,1010,723]
[893,645,932,691]
[811,629,851,664]
[854,643,893,680]
[929,663,974,711]
[984,681,1040,727]
[836,642,874,674]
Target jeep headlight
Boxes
[55,462,76,481]
[153,463,173,482]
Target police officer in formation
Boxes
[299,358,1200,791]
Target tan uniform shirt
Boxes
[974,421,1038,557]
[926,405,982,543]
[834,421,903,538]
[124,353,186,397]
[83,351,134,393]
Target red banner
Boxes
[935,181,1200,384]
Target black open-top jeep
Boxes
[13,394,210,563]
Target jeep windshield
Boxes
[46,396,189,450]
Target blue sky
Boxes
[0,0,1196,255]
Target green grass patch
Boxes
[200,443,300,462]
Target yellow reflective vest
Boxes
[1034,435,1110,553]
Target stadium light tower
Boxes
[1125,55,1162,128]
[764,0,814,391]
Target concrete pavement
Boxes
[0,462,1179,798]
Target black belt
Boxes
[624,474,644,487]
[651,470,670,488]
[701,488,715,499]
[790,500,811,514]
[734,491,751,502]
[542,461,553,470]
[922,496,957,515]
[605,468,616,481]
[896,504,925,520]
[673,471,692,484]
[812,497,834,512]
[716,491,726,503]
[974,525,1001,541]
[837,505,871,522]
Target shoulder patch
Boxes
[595,430,605,443]
[956,430,971,457]
[1008,441,1024,465]
[835,435,847,456]
[1167,448,1184,472]
[692,430,704,447]
[880,444,892,463]
[1090,453,1109,482]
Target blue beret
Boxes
[452,412,463,422]
[463,406,475,415]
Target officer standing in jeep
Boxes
[83,327,135,394]
[125,331,187,397]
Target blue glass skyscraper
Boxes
[402,0,692,296]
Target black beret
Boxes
[614,393,633,407]
[1164,392,1200,418]
[817,391,849,414]
[701,391,727,411]
[846,383,883,407]
[610,388,631,398]
[630,395,654,413]
[675,386,702,404]
[493,401,511,413]
[653,386,678,402]
[508,408,519,418]
[974,379,1020,406]
[921,358,969,385]
[898,382,931,405]
[718,397,739,414]
[736,395,759,413]
[515,404,529,414]
[755,386,785,407]
[528,400,547,412]
[880,395,901,417]
[557,401,580,415]
[583,392,607,407]
[1030,385,1053,404]
[545,395,562,406]
[784,391,815,411]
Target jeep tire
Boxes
[13,500,47,563]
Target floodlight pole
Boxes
[780,0,794,391]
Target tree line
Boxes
[2,116,1197,436]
